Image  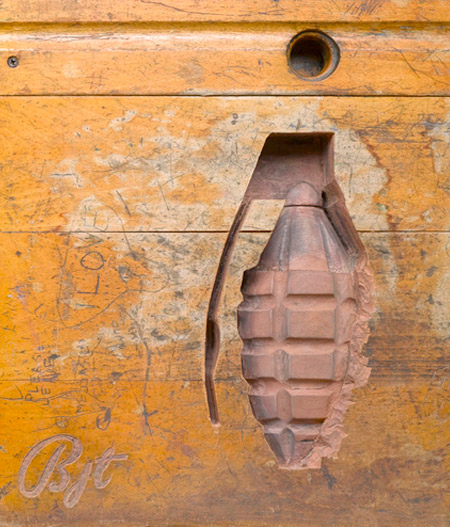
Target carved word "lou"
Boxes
[18,434,128,509]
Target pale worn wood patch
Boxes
[0,232,448,384]
[0,228,449,525]
[0,96,448,233]
[0,7,448,524]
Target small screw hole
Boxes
[7,56,19,68]
[287,31,340,81]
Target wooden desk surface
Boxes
[0,2,449,526]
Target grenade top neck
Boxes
[284,181,323,208]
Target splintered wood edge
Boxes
[293,257,375,469]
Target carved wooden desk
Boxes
[0,2,449,526]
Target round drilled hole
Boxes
[287,31,340,81]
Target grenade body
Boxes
[237,183,357,467]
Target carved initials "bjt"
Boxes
[18,434,128,509]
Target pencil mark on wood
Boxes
[80,251,105,271]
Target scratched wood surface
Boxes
[0,0,448,23]
[0,1,449,526]
[0,28,448,95]
[0,96,449,233]
[0,230,449,526]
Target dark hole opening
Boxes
[288,31,339,80]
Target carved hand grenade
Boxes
[238,182,361,468]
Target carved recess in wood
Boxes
[205,133,374,469]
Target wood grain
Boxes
[0,28,448,95]
[0,0,448,23]
[0,230,449,525]
[0,96,448,234]
[0,231,448,382]
[0,4,448,524]
[0,380,448,526]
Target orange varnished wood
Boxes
[0,0,448,23]
[0,96,448,233]
[0,231,449,525]
[0,27,448,95]
[0,2,449,526]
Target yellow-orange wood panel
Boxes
[0,0,448,23]
[0,28,448,95]
[0,1,449,526]
[0,96,448,233]
[0,231,449,525]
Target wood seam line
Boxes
[0,230,448,234]
[0,94,449,98]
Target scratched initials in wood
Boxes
[18,434,128,509]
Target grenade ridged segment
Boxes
[238,182,360,468]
